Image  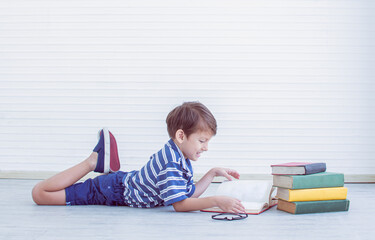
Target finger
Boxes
[224,172,233,181]
[226,168,239,177]
[239,203,246,210]
[234,198,242,203]
[227,202,244,213]
[233,206,245,214]
[228,169,240,179]
[236,202,246,211]
[236,202,246,212]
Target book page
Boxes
[216,180,273,209]
[242,201,268,212]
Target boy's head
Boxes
[166,102,217,161]
[166,101,217,139]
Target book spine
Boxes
[294,200,350,214]
[292,173,344,189]
[288,187,347,201]
[304,163,326,174]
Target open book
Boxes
[201,180,277,215]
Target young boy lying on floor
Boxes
[32,102,245,213]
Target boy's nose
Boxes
[202,144,208,151]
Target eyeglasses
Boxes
[211,213,248,221]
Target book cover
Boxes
[271,162,326,175]
[273,172,344,189]
[277,199,350,214]
[201,180,277,215]
[276,187,347,202]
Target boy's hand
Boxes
[192,167,240,199]
[211,167,240,181]
[215,196,246,213]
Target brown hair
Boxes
[166,102,217,139]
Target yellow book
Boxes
[276,187,347,202]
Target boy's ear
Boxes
[175,129,185,144]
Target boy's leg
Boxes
[32,153,97,205]
[32,128,120,205]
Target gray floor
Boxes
[1,179,374,240]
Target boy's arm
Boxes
[191,167,240,198]
[172,196,245,213]
[172,167,244,212]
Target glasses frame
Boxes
[211,213,248,221]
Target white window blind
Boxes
[0,0,374,181]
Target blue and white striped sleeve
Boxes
[157,162,195,206]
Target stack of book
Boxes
[271,162,350,214]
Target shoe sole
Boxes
[102,128,111,173]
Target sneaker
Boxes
[93,128,121,173]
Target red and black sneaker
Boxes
[93,128,121,173]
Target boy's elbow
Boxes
[172,200,187,212]
[173,206,184,212]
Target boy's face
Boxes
[178,130,213,161]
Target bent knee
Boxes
[31,184,43,205]
[31,184,66,205]
[32,184,50,205]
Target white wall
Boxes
[1,0,374,181]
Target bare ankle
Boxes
[87,152,98,171]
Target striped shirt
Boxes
[122,139,196,208]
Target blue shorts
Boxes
[65,171,127,206]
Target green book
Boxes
[273,172,344,189]
[277,199,350,214]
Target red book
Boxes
[271,162,326,175]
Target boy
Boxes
[32,102,245,213]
